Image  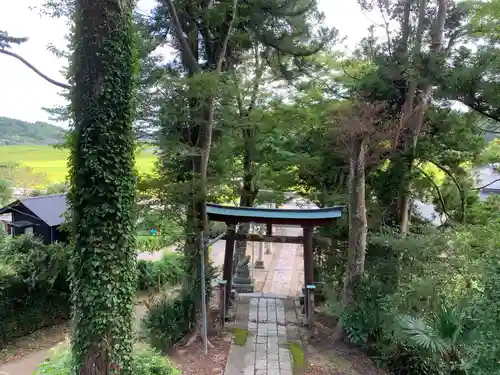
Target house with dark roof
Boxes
[0,194,68,245]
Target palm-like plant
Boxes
[394,303,474,375]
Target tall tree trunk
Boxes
[390,0,447,235]
[232,43,264,270]
[70,0,137,374]
[233,126,258,271]
[342,137,367,310]
[183,149,210,318]
[164,0,238,347]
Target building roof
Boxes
[9,220,39,228]
[17,194,67,227]
[206,202,344,226]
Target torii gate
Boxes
[206,202,344,324]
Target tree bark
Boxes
[233,126,259,272]
[392,0,448,235]
[342,137,367,310]
[232,43,264,269]
[70,0,137,373]
[164,0,238,349]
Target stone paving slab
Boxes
[224,296,298,375]
[262,225,303,298]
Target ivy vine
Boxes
[68,1,138,374]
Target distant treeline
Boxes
[0,116,65,145]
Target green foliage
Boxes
[36,343,180,375]
[0,30,27,49]
[0,116,65,145]
[1,234,69,288]
[0,235,70,347]
[136,209,183,251]
[136,253,185,291]
[460,194,500,225]
[141,257,217,351]
[136,236,165,252]
[394,304,473,374]
[36,345,73,375]
[141,293,192,352]
[323,224,500,375]
[0,233,187,345]
[0,178,12,205]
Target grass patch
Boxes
[0,145,156,184]
[233,328,248,346]
[288,341,305,369]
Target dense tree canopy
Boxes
[2,0,500,374]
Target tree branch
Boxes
[215,0,238,73]
[414,164,454,224]
[473,177,500,191]
[0,48,71,89]
[1,48,153,90]
[425,160,466,223]
[163,0,200,74]
[231,70,244,117]
[247,43,265,115]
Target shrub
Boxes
[137,259,160,290]
[137,252,185,291]
[36,342,180,375]
[141,256,218,352]
[0,236,70,346]
[141,293,192,352]
[36,344,72,375]
[137,235,163,252]
[322,225,500,375]
[156,253,185,286]
[132,343,180,375]
[0,235,186,345]
[0,274,70,346]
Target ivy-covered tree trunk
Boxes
[69,0,137,374]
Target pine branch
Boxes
[0,48,71,89]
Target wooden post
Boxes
[303,226,314,287]
[306,284,316,330]
[265,223,272,254]
[218,280,227,326]
[222,225,236,311]
[303,226,314,323]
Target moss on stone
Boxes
[234,328,248,346]
[288,341,305,369]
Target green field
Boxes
[0,145,157,184]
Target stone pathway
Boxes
[262,225,303,298]
[225,214,306,375]
[224,295,303,375]
[249,297,292,374]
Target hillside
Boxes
[0,116,66,145]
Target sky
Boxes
[0,0,381,127]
